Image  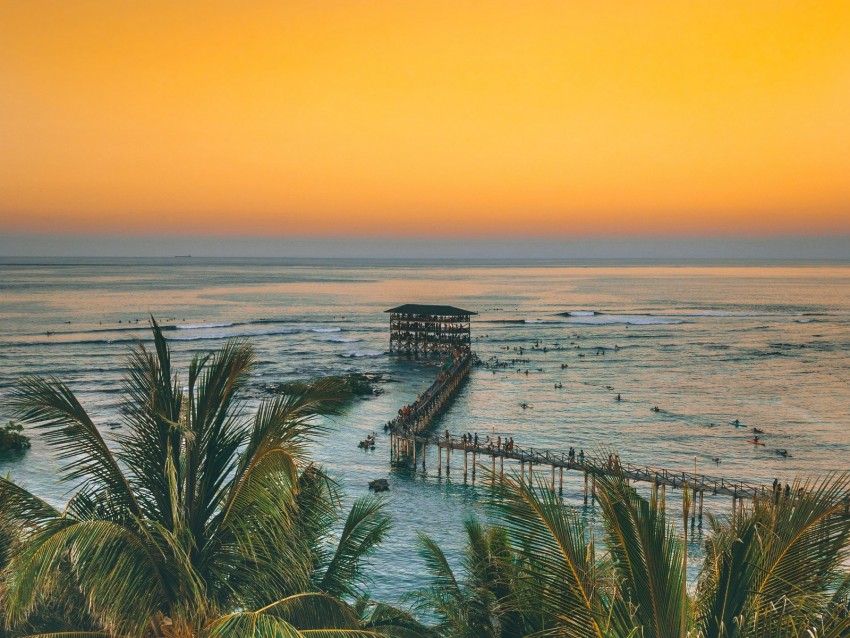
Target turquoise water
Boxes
[2,257,849,597]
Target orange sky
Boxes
[1,1,849,238]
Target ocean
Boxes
[1,257,849,598]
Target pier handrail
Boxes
[386,352,473,434]
[397,430,777,500]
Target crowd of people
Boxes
[384,346,471,436]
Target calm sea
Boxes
[1,257,849,597]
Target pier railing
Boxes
[385,353,473,439]
[387,430,850,521]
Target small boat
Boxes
[775,449,791,458]
[752,427,764,434]
[747,439,765,446]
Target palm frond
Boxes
[4,520,166,636]
[185,337,254,530]
[0,477,60,528]
[6,377,141,518]
[20,633,114,637]
[117,317,184,525]
[594,470,686,638]
[359,601,436,638]
[206,593,377,637]
[319,496,391,599]
[695,473,850,637]
[487,472,605,637]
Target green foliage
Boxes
[0,318,422,638]
[415,469,850,638]
[413,519,525,638]
[267,373,381,401]
[0,422,30,451]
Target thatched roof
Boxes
[385,304,476,316]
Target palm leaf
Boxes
[695,473,850,637]
[4,519,166,636]
[206,593,378,637]
[0,477,60,528]
[6,377,141,518]
[594,470,685,638]
[319,497,391,600]
[487,472,605,637]
[117,317,185,525]
[359,601,436,638]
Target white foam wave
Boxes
[661,311,804,317]
[567,310,596,317]
[341,351,383,358]
[176,322,237,330]
[310,327,342,333]
[525,319,559,324]
[564,315,682,326]
[170,327,301,341]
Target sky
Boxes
[1,1,849,246]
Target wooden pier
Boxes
[380,304,849,523]
[386,352,473,462]
[388,431,850,523]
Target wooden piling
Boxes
[584,470,589,503]
[437,442,442,476]
[551,464,556,493]
[559,466,564,494]
[463,441,468,481]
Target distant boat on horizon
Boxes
[174,255,192,258]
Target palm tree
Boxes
[0,319,417,637]
[416,466,850,637]
[413,519,528,637]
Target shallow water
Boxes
[2,257,849,599]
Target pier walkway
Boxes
[384,351,473,440]
[388,430,850,523]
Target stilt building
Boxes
[385,304,475,356]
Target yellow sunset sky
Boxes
[1,1,849,238]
